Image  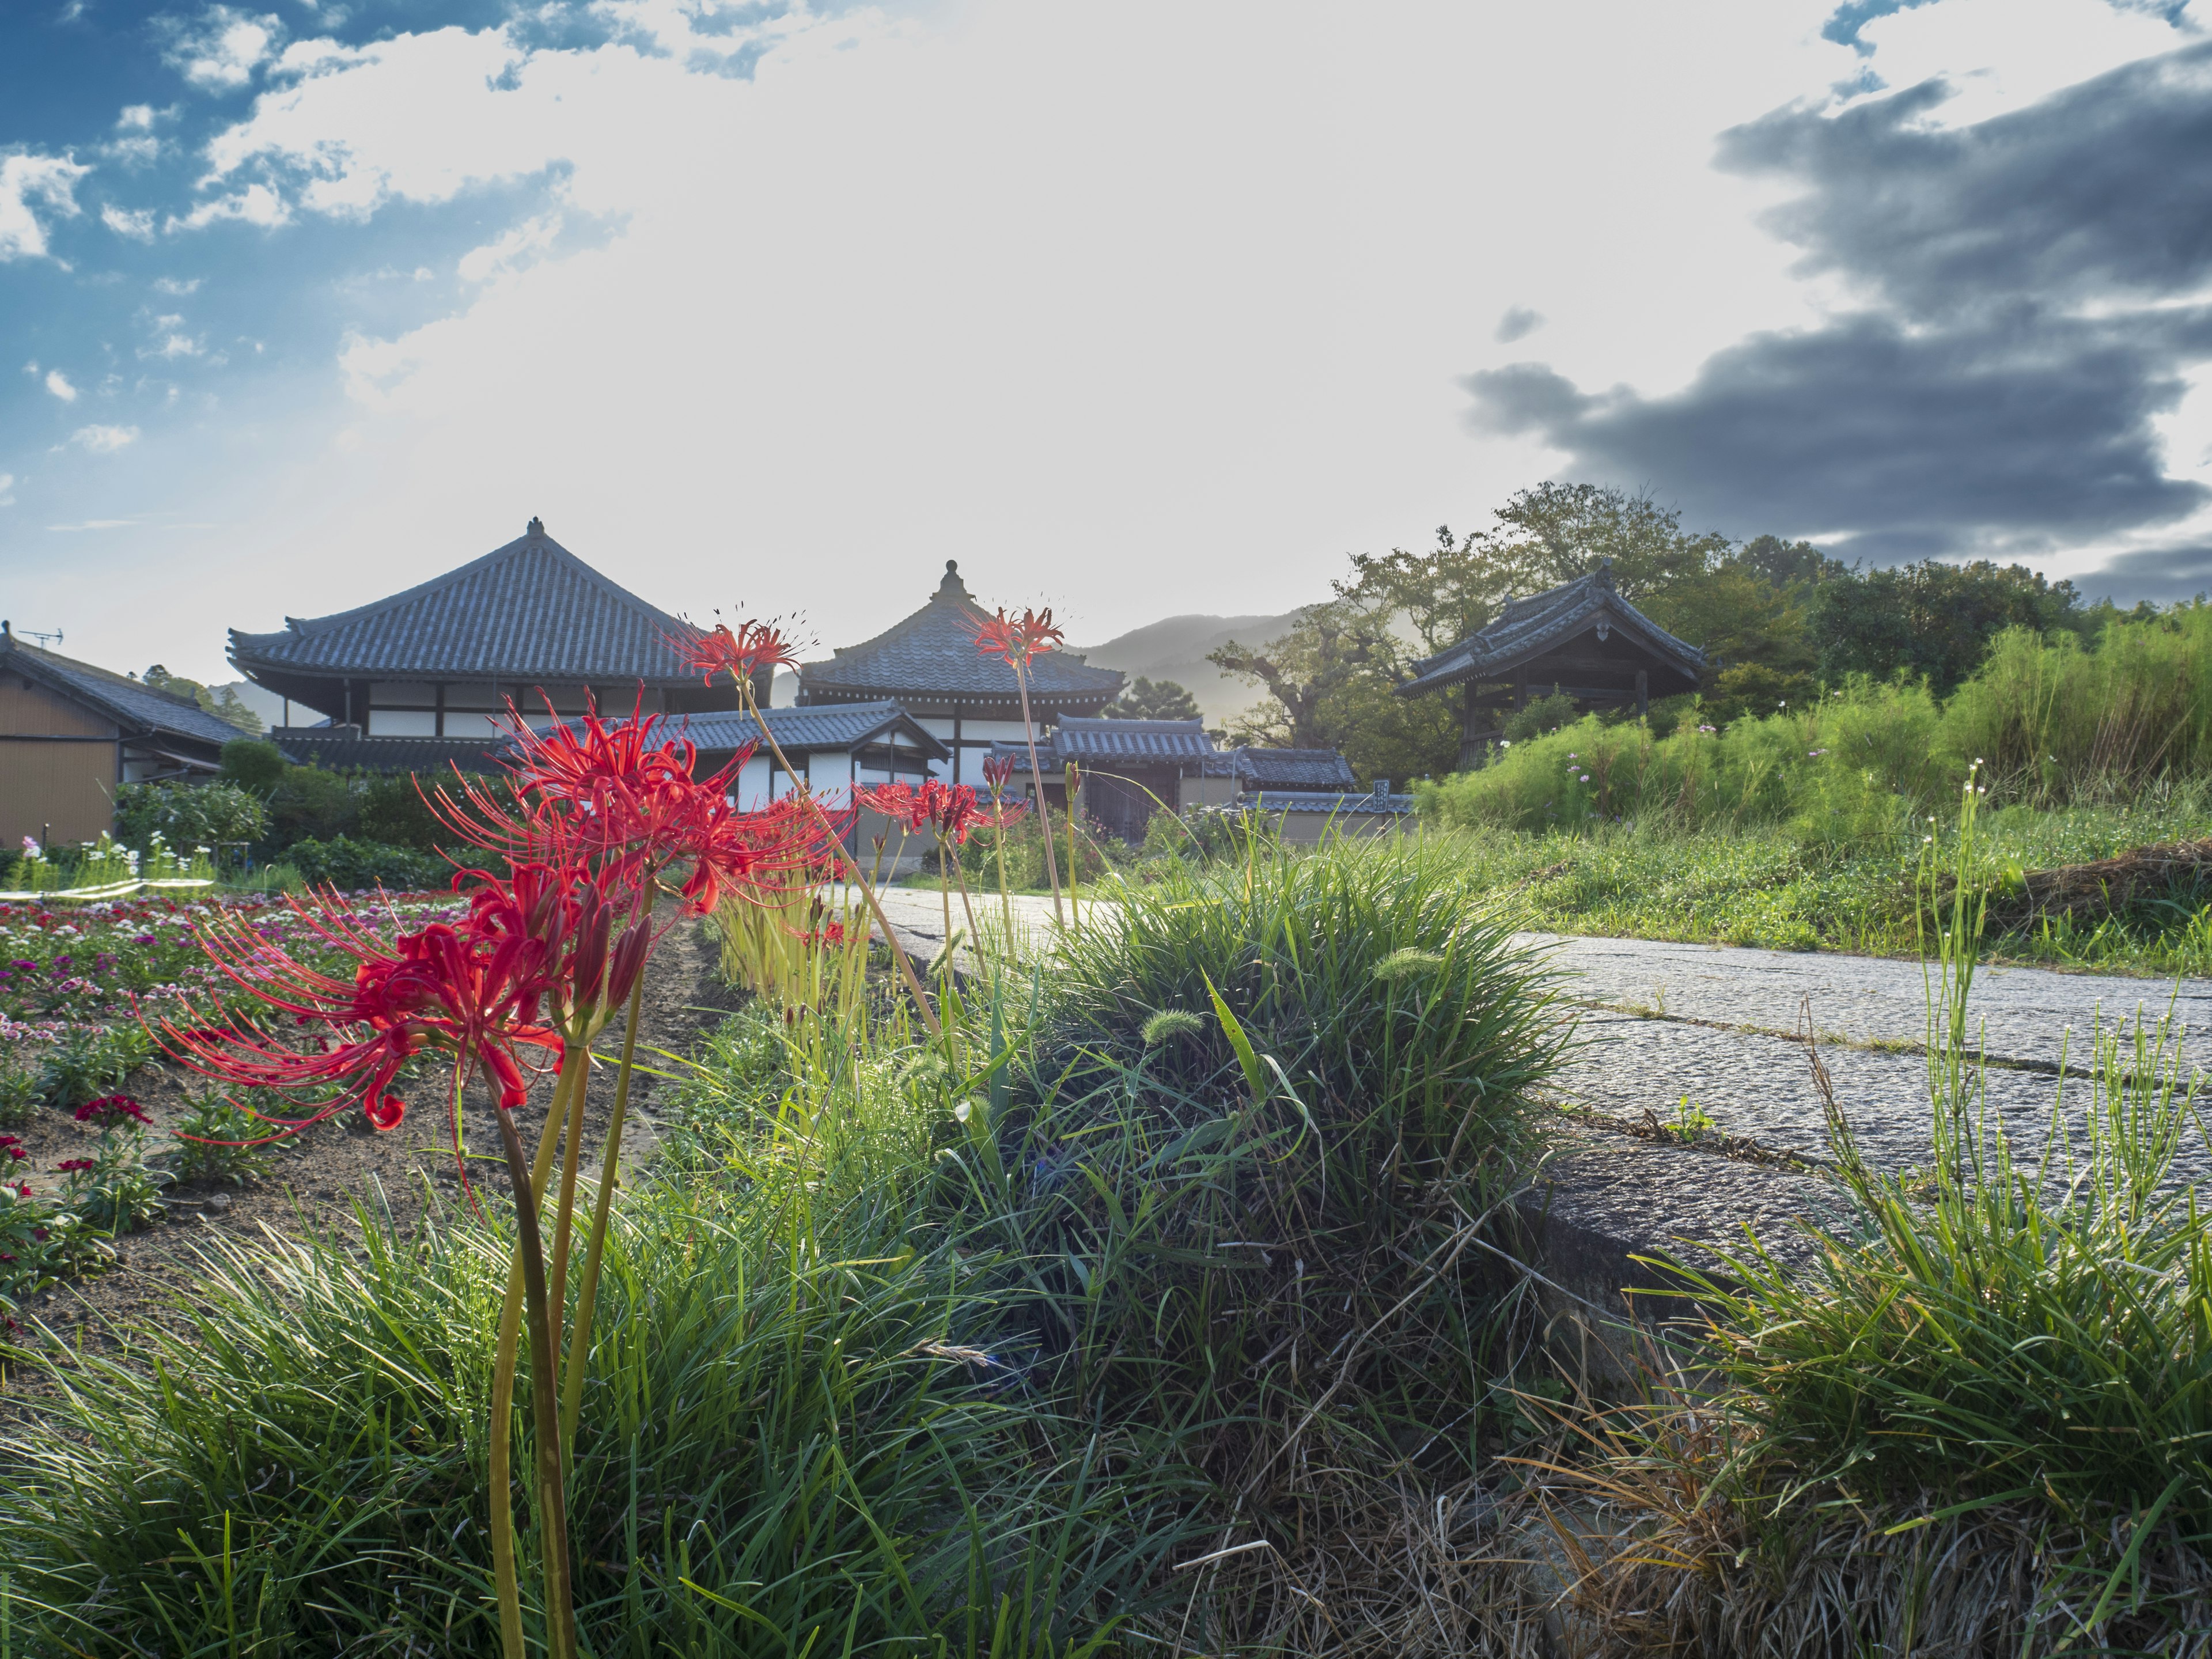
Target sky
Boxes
[2,0,2210,684]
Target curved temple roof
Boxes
[1396,563,1706,698]
[229,518,707,687]
[798,561,1124,710]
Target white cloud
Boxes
[456,213,560,284]
[153,275,203,295]
[0,473,15,507]
[70,425,140,453]
[164,6,283,93]
[145,333,204,360]
[44,370,78,402]
[170,183,290,231]
[118,105,158,130]
[0,152,90,262]
[103,203,157,241]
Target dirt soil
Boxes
[1,912,740,1378]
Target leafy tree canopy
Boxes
[1812,559,2088,694]
[142,664,263,735]
[1101,677,1203,722]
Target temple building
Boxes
[1395,562,1706,770]
[798,561,1124,787]
[230,518,738,774]
[0,624,245,847]
[986,719,1412,844]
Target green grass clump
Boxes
[0,1145,1190,1653]
[982,832,1566,1494]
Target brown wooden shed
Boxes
[0,625,245,849]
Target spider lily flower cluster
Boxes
[147,687,835,1659]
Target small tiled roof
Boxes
[229,518,705,684]
[1236,748,1357,790]
[654,702,949,759]
[1050,717,1217,762]
[798,561,1124,709]
[1,634,246,749]
[268,728,506,774]
[1245,789,1416,815]
[1397,562,1706,697]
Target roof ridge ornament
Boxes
[935,559,969,601]
[528,516,546,537]
[1594,556,1616,591]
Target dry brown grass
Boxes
[1967,836,2212,930]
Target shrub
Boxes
[0,1064,35,1128]
[286,835,449,892]
[267,764,362,847]
[112,781,267,864]
[33,1027,147,1111]
[166,1085,277,1184]
[0,1181,113,1312]
[218,737,286,794]
[59,1095,170,1234]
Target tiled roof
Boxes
[798,561,1124,706]
[1398,563,1706,696]
[229,518,705,683]
[1,634,247,749]
[268,728,506,774]
[650,702,949,759]
[1051,717,1217,762]
[1236,748,1356,790]
[1245,790,1416,815]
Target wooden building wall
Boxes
[0,676,119,847]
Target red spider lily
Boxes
[918,781,993,846]
[76,1095,150,1126]
[981,753,1016,791]
[854,782,927,832]
[430,699,749,874]
[672,618,802,689]
[974,607,1065,671]
[153,893,566,1203]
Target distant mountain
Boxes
[1074,611,1304,725]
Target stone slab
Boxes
[1521,931,2212,1072]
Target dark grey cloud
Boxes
[2077,541,2212,603]
[1719,44,2212,317]
[1469,34,2212,582]
[1494,305,1544,344]
[1469,307,2212,561]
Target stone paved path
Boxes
[1533,933,2212,1181]
[859,889,2212,1181]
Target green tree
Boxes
[1812,560,2088,694]
[142,665,263,735]
[1101,677,1203,721]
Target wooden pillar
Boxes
[1513,665,1528,711]
[1635,669,1649,718]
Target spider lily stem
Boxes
[1014,664,1065,927]
[490,1044,588,1659]
[560,969,645,1449]
[494,1092,578,1659]
[740,683,942,1038]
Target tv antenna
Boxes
[1,622,63,648]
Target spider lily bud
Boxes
[605,919,651,1009]
[570,887,612,1012]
